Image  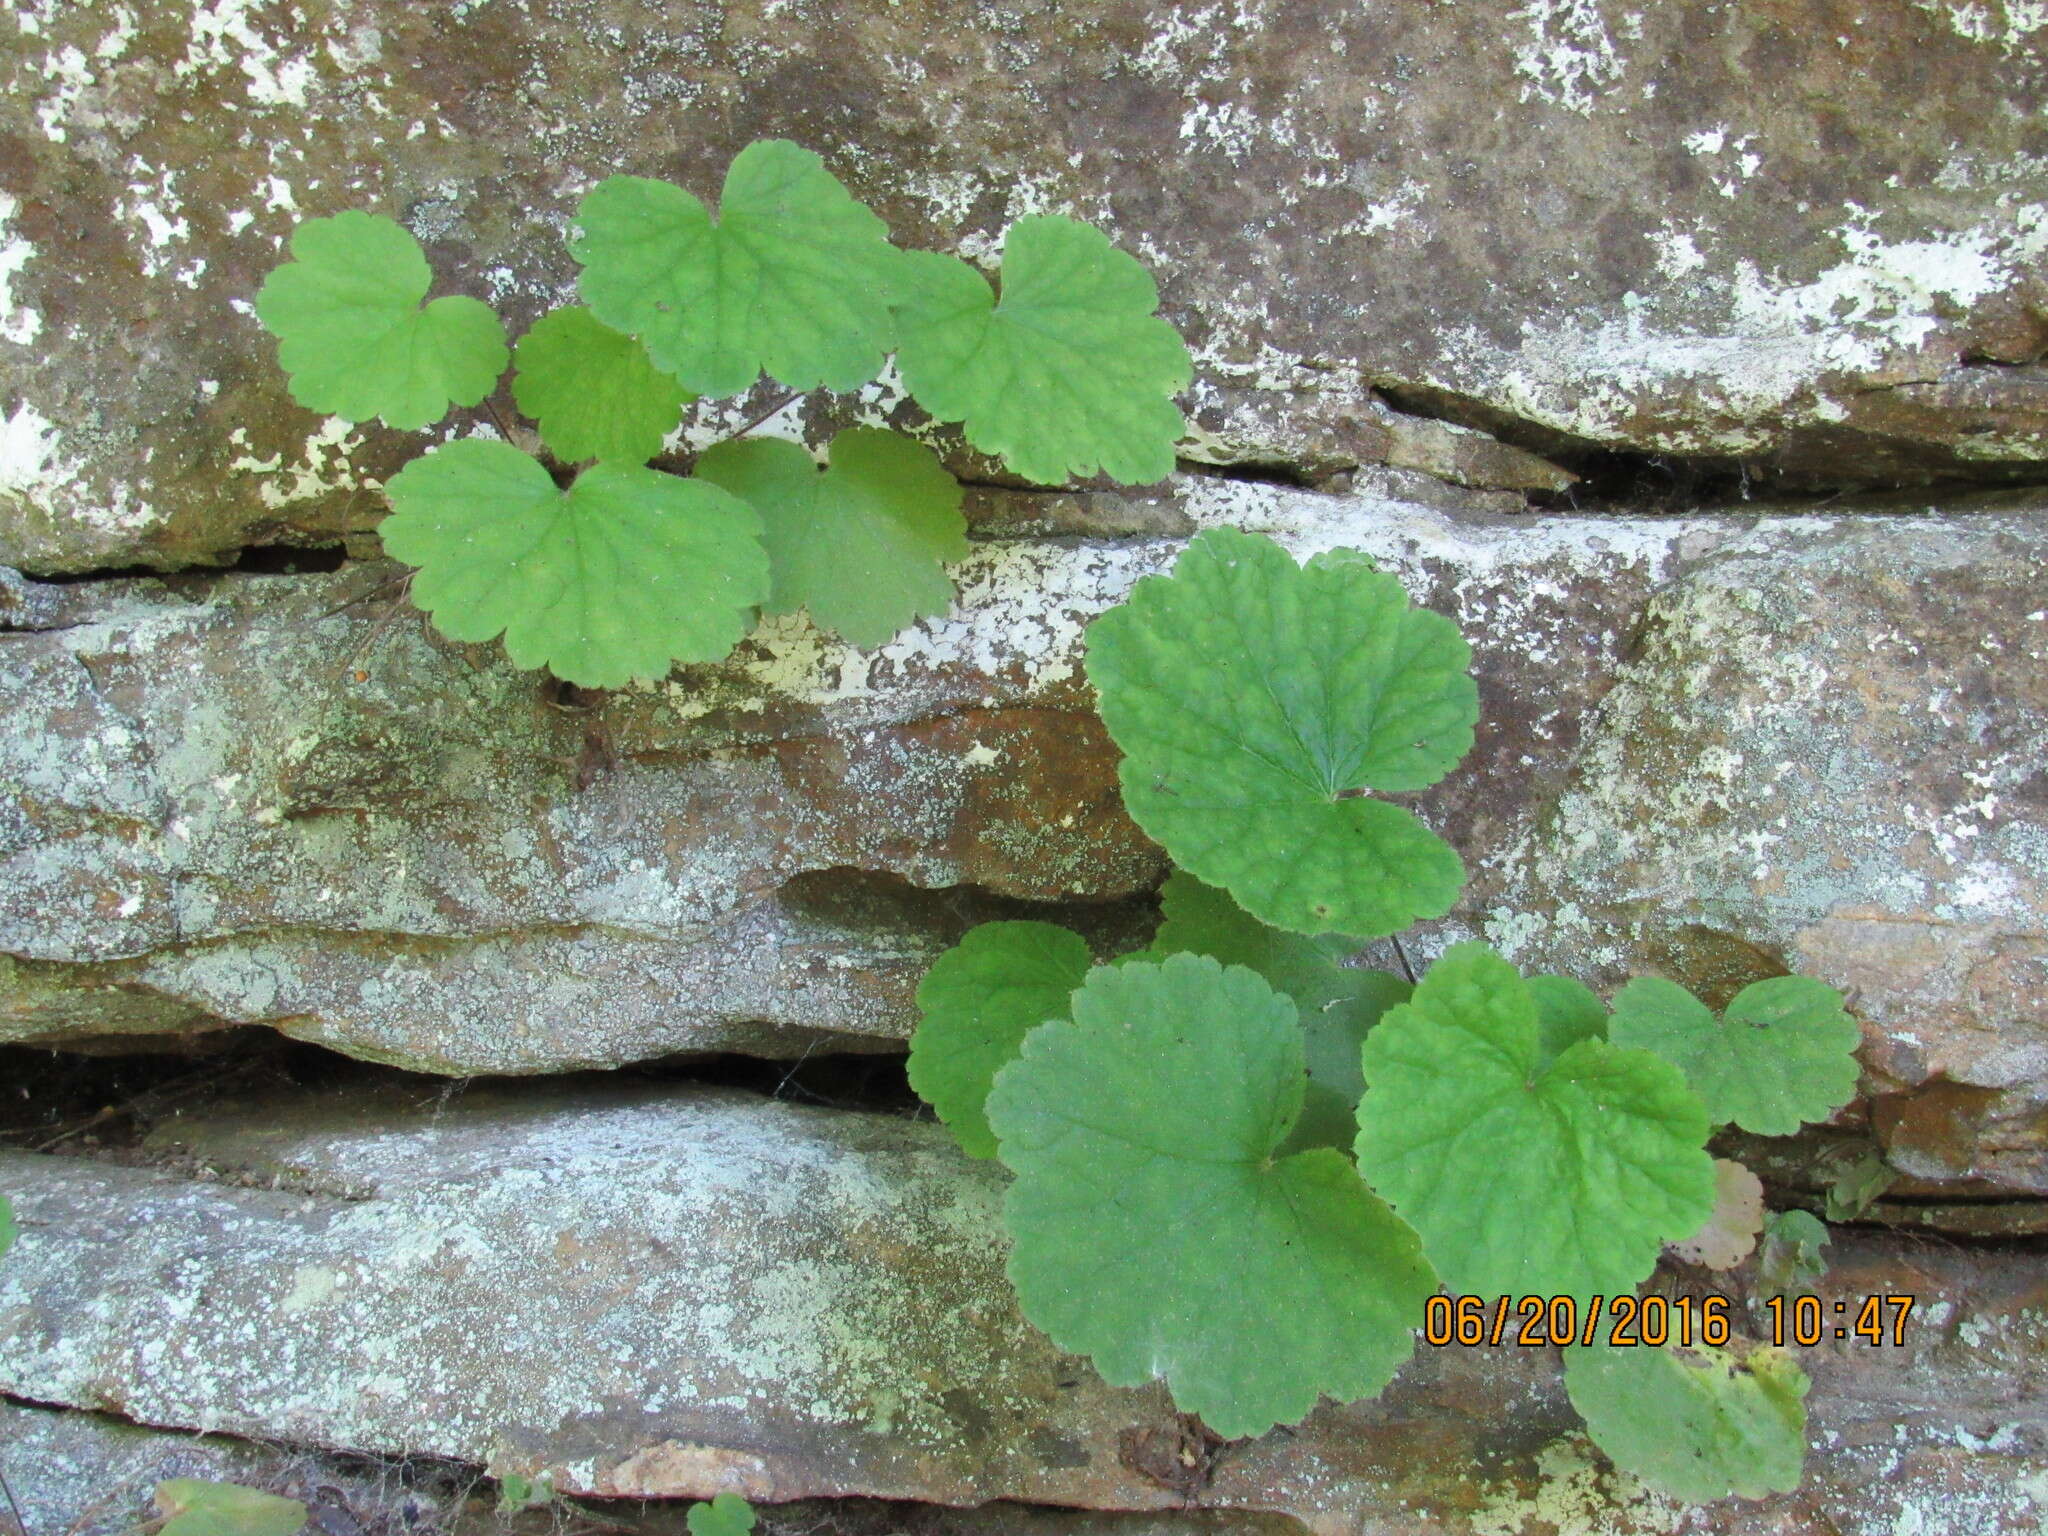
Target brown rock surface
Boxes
[6,4,2045,1522]
[0,1398,1314,1536]
[7,482,2048,1209]
[5,1,2048,571]
[1,1079,2043,1532]
[0,479,1815,1070]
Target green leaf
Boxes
[686,1495,757,1536]
[1608,975,1862,1135]
[1148,871,1408,1153]
[573,141,905,396]
[512,305,693,463]
[894,216,1192,485]
[1756,1209,1830,1299]
[696,428,967,647]
[1527,974,1608,1070]
[1565,1342,1809,1504]
[907,921,1092,1160]
[153,1480,307,1536]
[380,439,768,688]
[0,1194,14,1259]
[255,210,507,430]
[1086,528,1476,938]
[1819,1146,1895,1221]
[1354,943,1716,1305]
[985,953,1436,1439]
[494,1472,554,1513]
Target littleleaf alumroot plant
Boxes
[255,140,1864,1511]
[254,139,1191,688]
[909,531,1868,1501]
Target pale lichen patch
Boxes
[1510,0,1628,114]
[119,163,193,278]
[181,0,320,107]
[1,403,92,519]
[1914,0,2048,49]
[227,418,375,509]
[0,195,42,346]
[1432,200,2048,453]
[1469,1437,1685,1536]
[32,42,95,143]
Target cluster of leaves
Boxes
[257,141,1192,689]
[255,143,1877,1513]
[908,528,1869,1501]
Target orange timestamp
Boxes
[1423,1292,1917,1348]
[1424,1293,1736,1348]
[1763,1293,1915,1347]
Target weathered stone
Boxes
[1468,510,2048,1197]
[2,486,1205,1067]
[0,1399,471,1536]
[0,1399,1313,1536]
[0,476,1895,1073]
[5,1,2047,571]
[2,1081,2045,1532]
[1179,377,1579,494]
[0,875,1151,1072]
[9,480,2048,1205]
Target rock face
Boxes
[5,0,2048,571]
[2,1080,2045,1532]
[5,1,2048,1527]
[4,474,1596,1071]
[6,481,2047,1205]
[0,1397,1311,1536]
[0,1398,472,1536]
[1475,508,2048,1197]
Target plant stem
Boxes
[1389,933,1418,987]
[727,387,801,441]
[0,1461,31,1536]
[480,395,518,442]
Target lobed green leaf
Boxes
[697,428,967,647]
[380,439,768,688]
[512,304,693,463]
[1146,871,1408,1153]
[1755,1209,1830,1299]
[894,216,1191,485]
[1820,1146,1895,1221]
[1565,1341,1809,1503]
[1354,943,1715,1305]
[906,920,1092,1159]
[1527,974,1608,1070]
[573,140,906,397]
[986,954,1436,1439]
[1608,975,1862,1135]
[1086,528,1476,937]
[256,210,507,430]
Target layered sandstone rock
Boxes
[2,1080,2044,1532]
[5,0,2047,571]
[6,482,2045,1204]
[4,2,2046,1526]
